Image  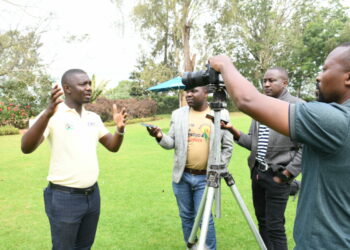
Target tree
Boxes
[105,80,135,100]
[285,1,350,99]
[131,0,216,106]
[205,0,349,99]
[205,0,312,87]
[90,74,109,103]
[0,29,51,115]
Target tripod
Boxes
[186,86,267,250]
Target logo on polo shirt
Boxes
[87,121,97,127]
[65,123,74,130]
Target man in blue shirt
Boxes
[208,42,350,249]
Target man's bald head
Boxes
[267,67,289,82]
[61,69,87,87]
[336,42,350,72]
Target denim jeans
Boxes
[252,167,290,250]
[44,184,100,250]
[172,172,216,250]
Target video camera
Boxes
[182,64,227,109]
[181,64,223,91]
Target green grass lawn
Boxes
[0,112,298,249]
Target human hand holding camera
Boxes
[208,55,234,73]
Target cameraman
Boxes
[209,42,350,249]
[222,67,303,250]
[146,86,233,250]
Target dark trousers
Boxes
[44,184,100,250]
[252,167,290,250]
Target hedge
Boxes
[0,125,20,136]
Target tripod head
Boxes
[209,84,227,111]
[206,84,230,188]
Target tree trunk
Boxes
[179,21,196,107]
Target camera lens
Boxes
[182,70,209,90]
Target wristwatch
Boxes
[276,171,293,184]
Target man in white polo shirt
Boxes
[21,69,127,250]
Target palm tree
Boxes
[90,74,109,103]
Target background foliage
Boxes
[204,0,349,99]
[0,125,19,135]
[85,97,158,121]
[129,0,349,102]
[0,0,349,124]
[0,29,52,115]
[0,101,30,129]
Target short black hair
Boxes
[338,42,350,47]
[337,42,350,71]
[267,67,289,81]
[184,85,209,93]
[61,69,87,86]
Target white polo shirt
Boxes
[31,103,109,188]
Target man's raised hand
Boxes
[45,84,63,118]
[112,104,127,133]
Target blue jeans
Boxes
[172,172,216,250]
[44,184,100,250]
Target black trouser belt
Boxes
[49,182,96,195]
[254,161,270,172]
[184,168,207,175]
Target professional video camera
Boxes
[181,64,223,90]
[182,64,227,109]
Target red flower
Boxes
[7,107,11,110]
[25,105,31,108]
[9,103,14,106]
[0,108,2,111]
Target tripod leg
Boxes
[228,184,267,250]
[197,186,215,250]
[214,182,221,218]
[187,186,208,248]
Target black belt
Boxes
[254,161,270,172]
[184,168,207,175]
[49,182,96,195]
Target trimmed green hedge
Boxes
[0,125,19,136]
[104,116,162,127]
[152,95,179,114]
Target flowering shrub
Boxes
[0,102,31,129]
